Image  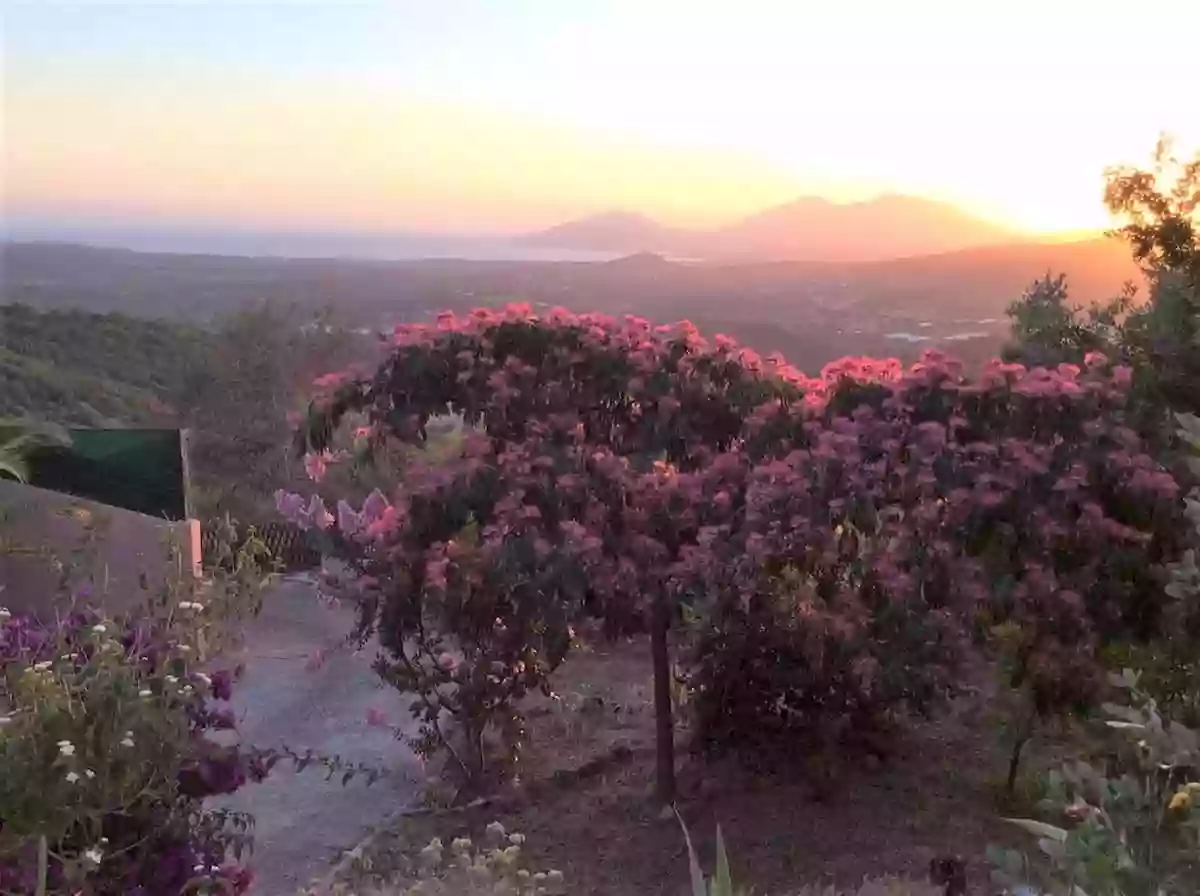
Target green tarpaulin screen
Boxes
[29,429,191,520]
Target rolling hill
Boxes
[1,235,1140,376]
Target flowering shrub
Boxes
[0,592,267,893]
[677,351,1184,772]
[681,516,962,759]
[283,308,1186,797]
[313,822,564,896]
[990,669,1200,896]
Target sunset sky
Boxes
[5,0,1199,237]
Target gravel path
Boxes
[208,576,424,895]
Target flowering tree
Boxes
[285,306,808,797]
[1006,137,1200,426]
[284,306,1187,800]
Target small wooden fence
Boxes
[200,520,322,572]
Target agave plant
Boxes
[0,418,71,483]
[674,807,949,896]
[675,807,738,896]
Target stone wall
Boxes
[0,480,200,620]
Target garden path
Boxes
[208,575,424,895]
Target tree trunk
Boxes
[651,593,676,804]
[1006,732,1028,795]
[1006,709,1035,795]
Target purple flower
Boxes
[209,669,234,701]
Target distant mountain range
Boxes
[524,194,1028,262]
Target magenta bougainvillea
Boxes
[281,305,1186,797]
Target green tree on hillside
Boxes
[1005,137,1200,422]
[177,301,362,520]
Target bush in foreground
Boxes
[0,580,268,893]
[991,669,1200,896]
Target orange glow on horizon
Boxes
[6,1,1198,238]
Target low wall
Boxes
[0,480,200,621]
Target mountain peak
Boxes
[527,194,1019,262]
[523,210,678,253]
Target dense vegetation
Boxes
[0,305,205,427]
[0,302,365,520]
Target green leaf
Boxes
[673,806,709,896]
[713,824,734,896]
[1001,817,1069,842]
[1037,836,1066,861]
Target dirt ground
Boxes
[338,633,1038,896]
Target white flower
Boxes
[84,768,95,779]
[65,771,80,784]
[0,607,10,620]
[165,675,178,684]
[91,624,107,635]
[138,688,153,698]
[194,672,212,686]
[84,846,103,865]
[508,833,525,846]
[193,864,205,873]
[33,660,53,672]
[57,740,75,757]
[179,644,192,653]
[120,735,135,748]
